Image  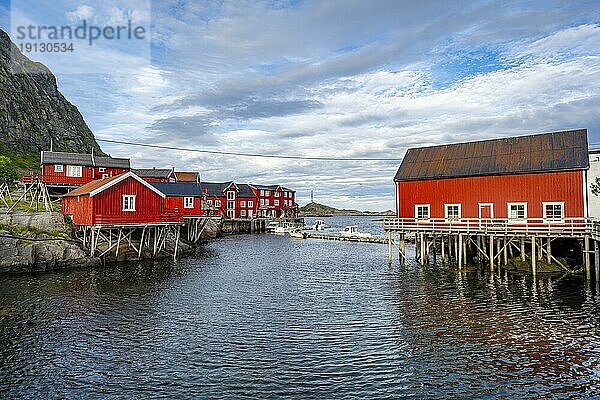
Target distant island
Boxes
[299,202,395,217]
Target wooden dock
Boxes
[304,232,388,244]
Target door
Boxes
[478,203,494,229]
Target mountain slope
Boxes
[0,29,104,169]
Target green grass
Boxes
[0,222,66,238]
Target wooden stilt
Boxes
[458,233,463,270]
[489,235,494,271]
[387,231,392,265]
[546,238,551,264]
[531,235,537,277]
[441,236,446,262]
[520,238,526,262]
[585,236,591,280]
[594,239,600,282]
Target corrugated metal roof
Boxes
[41,151,93,166]
[132,168,174,179]
[149,182,204,197]
[41,151,131,169]
[394,129,589,181]
[94,156,130,169]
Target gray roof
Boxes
[236,183,257,198]
[149,182,204,197]
[395,129,589,182]
[201,181,232,197]
[250,183,295,192]
[132,168,174,179]
[41,151,131,169]
[94,156,130,169]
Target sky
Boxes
[1,0,600,211]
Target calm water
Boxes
[2,216,600,399]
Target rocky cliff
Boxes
[0,29,103,168]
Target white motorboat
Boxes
[274,222,295,234]
[339,225,372,238]
[265,221,280,233]
[312,219,330,231]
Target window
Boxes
[207,199,213,205]
[445,204,461,221]
[415,204,430,220]
[227,201,235,210]
[66,165,82,177]
[184,197,194,209]
[544,202,564,221]
[240,201,246,208]
[260,190,265,196]
[260,199,265,206]
[275,192,280,197]
[227,191,235,200]
[122,195,136,211]
[508,203,527,221]
[227,210,234,218]
[248,201,254,208]
[265,199,269,206]
[215,200,221,207]
[54,164,64,173]
[98,167,106,172]
[274,200,279,206]
[102,174,110,179]
[240,210,247,217]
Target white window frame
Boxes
[122,195,136,212]
[543,202,565,222]
[184,197,194,209]
[248,200,254,208]
[227,191,235,200]
[508,203,527,222]
[207,199,213,206]
[415,204,430,220]
[444,204,461,221]
[98,167,106,172]
[240,209,247,217]
[260,199,265,206]
[274,200,279,206]
[260,190,265,196]
[265,199,270,206]
[240,200,246,208]
[275,192,280,197]
[215,200,221,208]
[227,201,235,210]
[54,164,64,173]
[227,210,234,219]
[66,165,82,177]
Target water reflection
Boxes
[1,216,600,399]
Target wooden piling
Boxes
[585,236,591,280]
[531,235,537,277]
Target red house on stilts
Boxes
[384,129,593,273]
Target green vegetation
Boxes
[592,177,600,197]
[0,223,65,238]
[299,201,394,217]
[0,155,19,183]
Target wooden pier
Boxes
[383,217,600,280]
[304,232,388,244]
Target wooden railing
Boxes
[383,217,594,236]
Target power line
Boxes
[96,138,402,162]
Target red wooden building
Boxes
[200,182,229,216]
[62,172,182,226]
[149,182,205,217]
[39,151,131,187]
[174,171,201,183]
[249,184,297,218]
[394,129,589,223]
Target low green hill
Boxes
[299,202,394,216]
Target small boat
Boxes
[289,228,306,239]
[339,225,372,238]
[312,219,330,231]
[265,221,280,233]
[274,222,295,234]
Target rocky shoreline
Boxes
[0,210,222,274]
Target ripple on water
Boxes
[2,217,600,399]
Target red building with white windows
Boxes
[394,129,589,222]
[249,184,297,218]
[61,172,182,226]
[149,182,204,217]
[39,151,130,187]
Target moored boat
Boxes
[339,225,372,238]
